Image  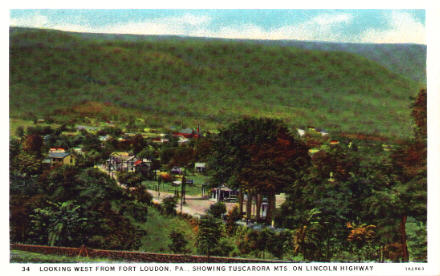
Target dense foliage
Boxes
[210,117,310,223]
[10,27,421,139]
[10,131,150,249]
[275,88,427,262]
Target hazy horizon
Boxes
[10,9,426,44]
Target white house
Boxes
[194,162,206,173]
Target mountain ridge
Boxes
[9,27,423,139]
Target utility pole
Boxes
[157,175,161,200]
[180,171,186,213]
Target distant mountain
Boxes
[10,27,425,84]
[253,40,426,85]
[10,27,424,139]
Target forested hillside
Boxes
[10,27,423,139]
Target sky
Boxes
[9,9,426,44]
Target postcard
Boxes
[3,2,440,275]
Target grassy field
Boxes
[10,250,114,263]
[9,118,60,138]
[136,207,197,254]
[10,27,423,140]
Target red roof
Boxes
[134,160,142,166]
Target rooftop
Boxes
[48,152,70,159]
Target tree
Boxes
[208,202,226,219]
[196,215,223,257]
[117,172,142,189]
[137,145,156,160]
[226,205,242,235]
[278,139,388,261]
[22,134,43,157]
[34,166,147,250]
[29,200,87,246]
[81,134,101,152]
[162,196,177,215]
[168,230,189,254]
[209,117,310,223]
[387,88,427,262]
[356,89,427,262]
[131,134,146,154]
[15,126,25,138]
[240,127,311,222]
[267,230,293,259]
[10,138,21,165]
[10,193,47,243]
[160,147,195,169]
[15,152,42,176]
[194,136,214,162]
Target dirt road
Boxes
[148,189,237,218]
[98,165,285,218]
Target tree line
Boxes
[206,88,426,262]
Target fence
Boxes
[11,244,284,263]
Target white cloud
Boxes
[10,13,92,33]
[9,11,425,44]
[194,13,353,41]
[311,13,353,25]
[10,13,212,35]
[358,11,425,44]
[101,14,212,35]
[10,13,50,28]
[9,12,354,41]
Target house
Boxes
[72,147,84,156]
[171,167,184,175]
[106,152,137,172]
[43,148,75,167]
[194,162,206,173]
[173,128,199,139]
[315,128,329,136]
[177,136,190,145]
[211,184,239,202]
[152,137,169,144]
[134,159,152,174]
[98,135,111,142]
[329,140,339,145]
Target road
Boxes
[148,188,237,218]
[98,165,285,218]
[97,165,237,217]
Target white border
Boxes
[2,1,439,275]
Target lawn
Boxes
[142,174,209,196]
[10,250,114,263]
[9,118,60,138]
[135,207,197,254]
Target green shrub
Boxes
[161,196,177,215]
[168,230,189,254]
[208,201,226,219]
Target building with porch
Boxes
[106,152,137,172]
[211,184,239,202]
